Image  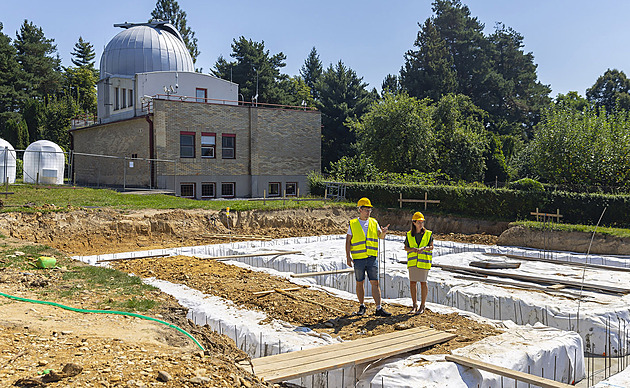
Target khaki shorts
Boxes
[408,266,429,282]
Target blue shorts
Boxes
[353,256,379,282]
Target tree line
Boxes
[1,0,629,190]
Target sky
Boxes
[2,0,630,97]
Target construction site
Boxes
[1,206,630,387]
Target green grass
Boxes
[513,220,630,238]
[1,183,349,212]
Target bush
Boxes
[508,178,544,191]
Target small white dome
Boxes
[100,21,194,79]
[23,140,65,185]
[0,138,16,184]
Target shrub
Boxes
[508,178,544,191]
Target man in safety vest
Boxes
[345,197,392,317]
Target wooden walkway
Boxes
[249,326,456,383]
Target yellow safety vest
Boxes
[349,218,379,260]
[407,229,433,269]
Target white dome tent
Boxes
[0,138,17,184]
[23,140,65,185]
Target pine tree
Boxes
[0,23,21,113]
[150,0,200,64]
[71,37,96,68]
[299,47,323,100]
[14,20,62,101]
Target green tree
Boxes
[433,93,488,181]
[483,133,508,182]
[22,98,43,143]
[350,93,435,173]
[64,66,97,115]
[41,97,75,150]
[586,68,630,113]
[1,115,28,149]
[13,20,62,101]
[555,91,590,112]
[381,74,401,95]
[71,37,96,68]
[299,47,322,101]
[400,18,457,102]
[0,23,21,113]
[317,60,376,168]
[522,105,630,187]
[276,76,314,107]
[150,0,200,64]
[212,37,288,104]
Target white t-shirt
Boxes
[347,218,382,237]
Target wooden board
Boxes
[251,327,455,383]
[469,261,521,269]
[433,263,630,295]
[445,354,574,388]
[291,268,354,278]
[484,252,630,273]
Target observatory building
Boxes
[70,21,320,199]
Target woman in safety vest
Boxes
[404,212,433,314]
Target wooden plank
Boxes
[291,268,354,278]
[485,253,630,273]
[252,287,301,296]
[254,328,455,382]
[469,261,521,269]
[445,354,574,388]
[96,253,170,263]
[253,327,442,369]
[434,263,630,295]
[206,250,302,261]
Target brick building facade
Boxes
[71,98,321,199]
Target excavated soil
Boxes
[0,207,515,387]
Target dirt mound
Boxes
[498,225,630,255]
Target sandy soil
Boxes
[0,207,503,387]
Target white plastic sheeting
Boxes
[23,140,65,184]
[0,138,16,183]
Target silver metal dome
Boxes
[100,21,194,79]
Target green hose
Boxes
[0,291,205,352]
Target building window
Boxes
[268,182,281,197]
[286,182,297,196]
[180,183,195,198]
[114,87,119,110]
[222,134,235,159]
[201,132,216,158]
[201,182,215,198]
[196,88,207,103]
[221,182,235,198]
[128,89,134,107]
[122,88,127,108]
[180,132,195,158]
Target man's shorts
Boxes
[353,256,378,282]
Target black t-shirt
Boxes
[404,229,434,248]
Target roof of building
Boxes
[99,21,194,80]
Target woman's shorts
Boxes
[353,256,378,282]
[408,266,429,282]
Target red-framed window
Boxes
[180,131,195,158]
[196,88,207,103]
[222,134,235,159]
[201,132,216,158]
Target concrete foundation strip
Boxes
[291,268,355,278]
[206,250,302,261]
[485,253,630,273]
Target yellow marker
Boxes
[226,207,230,216]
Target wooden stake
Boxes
[253,287,302,296]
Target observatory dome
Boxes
[100,21,194,79]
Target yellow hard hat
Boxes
[357,197,373,207]
[412,212,425,221]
